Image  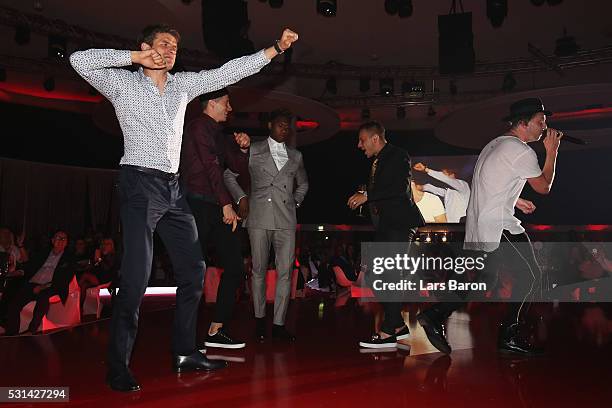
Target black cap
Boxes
[503,98,553,122]
[198,88,229,103]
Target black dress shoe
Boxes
[173,350,228,373]
[272,324,296,342]
[498,323,544,356]
[106,370,141,392]
[255,317,266,342]
[417,311,451,354]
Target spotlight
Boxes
[269,0,283,8]
[554,28,579,57]
[396,106,406,119]
[325,77,337,94]
[398,0,413,18]
[530,0,545,5]
[427,105,437,116]
[425,235,432,243]
[48,35,67,60]
[316,0,336,17]
[43,77,55,92]
[403,81,424,99]
[384,0,399,15]
[361,108,370,120]
[501,72,516,92]
[14,25,30,45]
[379,78,394,96]
[486,0,507,28]
[359,76,370,93]
[441,234,448,242]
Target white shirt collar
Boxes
[268,137,286,149]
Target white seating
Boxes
[19,276,81,333]
[82,281,111,319]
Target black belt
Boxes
[121,165,180,181]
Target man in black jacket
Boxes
[4,231,75,335]
[348,121,424,348]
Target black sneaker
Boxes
[204,329,246,349]
[359,333,397,349]
[498,323,544,357]
[395,325,410,340]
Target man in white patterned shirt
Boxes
[70,23,298,392]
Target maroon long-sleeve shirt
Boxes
[181,114,249,207]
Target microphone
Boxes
[543,129,588,145]
[562,134,588,145]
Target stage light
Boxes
[317,225,325,231]
[269,0,283,8]
[487,0,507,28]
[359,76,370,93]
[15,25,30,45]
[317,0,336,17]
[403,81,424,99]
[425,235,432,243]
[384,0,399,15]
[325,77,337,94]
[361,108,370,120]
[501,72,516,92]
[49,35,67,60]
[396,106,406,119]
[442,234,448,242]
[379,78,394,96]
[398,0,413,18]
[555,28,579,57]
[43,77,55,92]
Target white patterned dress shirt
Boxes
[70,49,270,173]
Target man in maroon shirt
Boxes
[181,88,249,349]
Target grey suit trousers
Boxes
[248,228,295,325]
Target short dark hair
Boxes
[508,112,539,130]
[137,24,180,48]
[198,88,229,110]
[358,121,386,140]
[269,108,293,124]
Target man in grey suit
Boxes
[224,109,308,342]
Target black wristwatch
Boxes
[273,40,284,54]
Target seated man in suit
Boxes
[224,109,308,342]
[4,230,75,335]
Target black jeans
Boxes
[187,195,245,324]
[427,231,541,326]
[107,167,205,375]
[375,227,417,336]
[5,283,59,334]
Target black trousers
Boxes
[375,227,417,336]
[5,283,59,334]
[107,167,205,375]
[187,196,245,324]
[428,231,541,326]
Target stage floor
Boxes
[2,296,611,407]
